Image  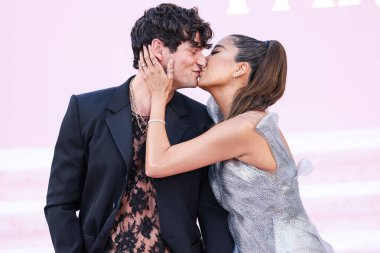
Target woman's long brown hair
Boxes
[227,35,287,119]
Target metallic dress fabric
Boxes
[207,97,334,253]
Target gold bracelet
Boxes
[148,119,166,125]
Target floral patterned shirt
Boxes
[107,114,171,253]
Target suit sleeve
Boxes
[44,95,86,253]
[197,166,234,253]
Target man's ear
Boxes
[151,39,165,61]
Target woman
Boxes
[139,35,333,252]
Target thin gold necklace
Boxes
[129,79,148,134]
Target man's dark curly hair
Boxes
[131,3,213,69]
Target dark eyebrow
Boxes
[190,46,202,50]
[212,44,226,50]
[190,40,202,49]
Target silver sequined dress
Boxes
[207,97,334,253]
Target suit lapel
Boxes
[106,107,133,169]
[165,94,189,145]
[105,79,191,170]
[106,77,134,170]
[156,92,191,246]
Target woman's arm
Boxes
[146,113,254,178]
[139,45,254,178]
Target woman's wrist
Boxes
[150,96,166,122]
[151,93,168,105]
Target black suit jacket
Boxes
[44,77,234,253]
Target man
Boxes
[45,3,234,253]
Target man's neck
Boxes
[130,74,151,116]
[130,73,175,116]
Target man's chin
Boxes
[185,80,198,89]
[197,79,205,88]
[174,77,199,89]
[175,84,197,90]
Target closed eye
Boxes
[210,44,225,55]
[189,50,199,56]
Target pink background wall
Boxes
[1,0,379,148]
